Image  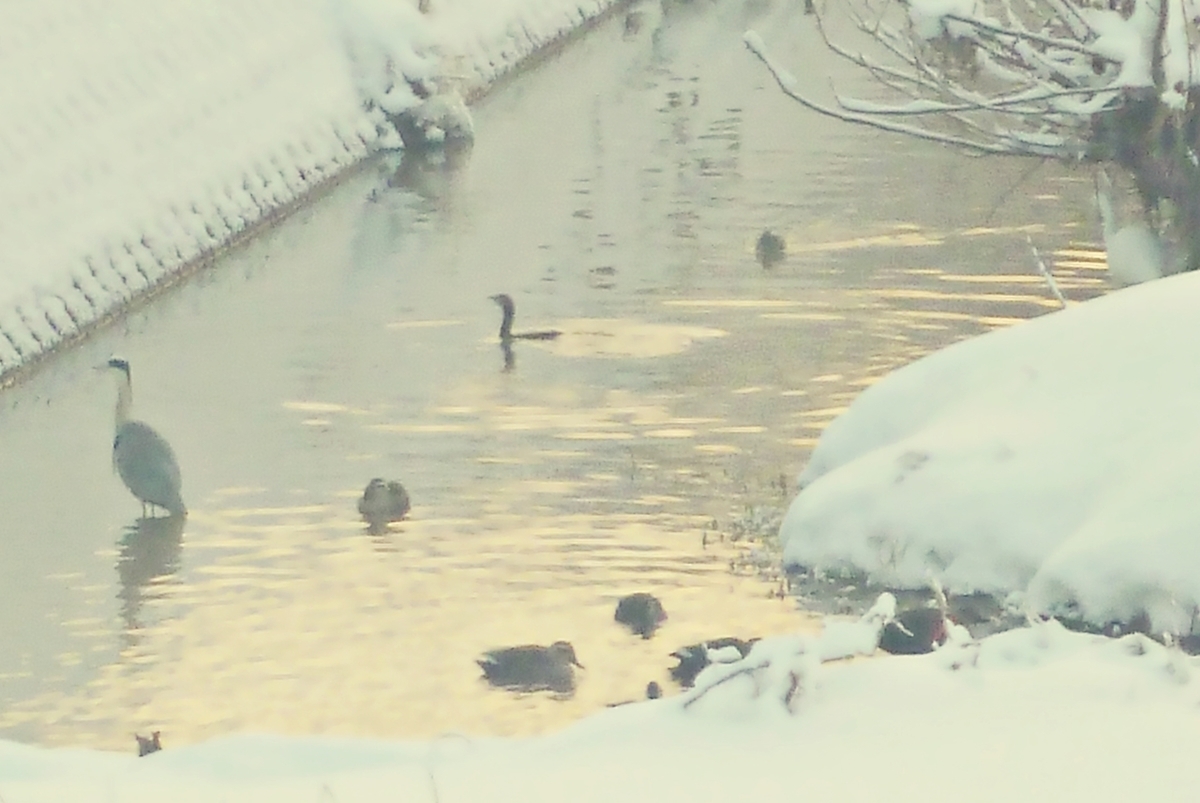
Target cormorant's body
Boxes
[490,294,562,341]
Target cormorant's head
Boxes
[489,294,515,313]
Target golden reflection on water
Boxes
[2,233,1094,749]
[0,493,814,748]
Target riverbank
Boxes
[0,0,628,383]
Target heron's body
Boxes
[477,641,582,693]
[489,294,562,341]
[107,358,186,517]
[115,421,185,515]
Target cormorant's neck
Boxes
[499,305,515,340]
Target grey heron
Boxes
[106,357,186,517]
[489,294,562,341]
[477,641,583,694]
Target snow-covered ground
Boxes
[3,606,1199,801]
[781,269,1200,636]
[7,0,1200,792]
[0,0,621,376]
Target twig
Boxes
[681,659,770,708]
[744,32,1048,155]
[1028,236,1067,308]
[835,84,1116,116]
[943,13,1116,61]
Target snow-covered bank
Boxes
[0,0,623,378]
[781,270,1200,634]
[3,618,1199,801]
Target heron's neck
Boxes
[114,375,132,429]
[499,305,515,340]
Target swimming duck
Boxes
[614,592,668,639]
[489,294,562,341]
[477,641,583,694]
[879,606,949,655]
[358,479,411,531]
[755,229,786,268]
[669,637,758,687]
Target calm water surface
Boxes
[0,0,1107,748]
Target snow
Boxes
[0,0,623,376]
[3,610,1200,801]
[5,0,1200,794]
[781,268,1200,634]
[1096,169,1167,286]
[904,0,980,40]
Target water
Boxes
[0,0,1107,749]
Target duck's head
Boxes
[549,640,584,668]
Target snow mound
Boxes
[4,618,1200,801]
[781,270,1200,634]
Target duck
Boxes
[614,592,668,639]
[106,358,186,517]
[477,641,583,694]
[755,229,786,268]
[489,294,562,341]
[669,637,758,687]
[135,731,162,757]
[357,479,411,531]
[879,606,949,655]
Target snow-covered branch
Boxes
[749,0,1200,271]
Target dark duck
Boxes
[477,641,583,694]
[357,478,411,532]
[614,592,668,639]
[755,229,786,268]
[879,606,950,655]
[490,294,562,341]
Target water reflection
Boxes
[116,515,184,638]
[381,141,472,205]
[0,0,1112,751]
[500,339,516,372]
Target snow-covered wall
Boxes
[0,0,622,378]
